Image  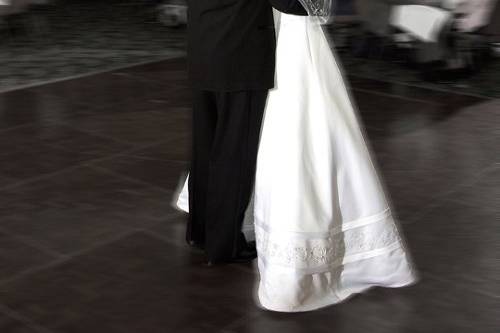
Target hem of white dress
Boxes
[257,245,419,312]
[258,275,418,313]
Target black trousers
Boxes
[187,90,267,262]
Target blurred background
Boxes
[1,0,500,95]
[0,1,498,332]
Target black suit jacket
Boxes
[187,0,306,91]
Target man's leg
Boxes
[204,90,268,262]
[187,90,217,247]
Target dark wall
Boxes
[335,0,356,15]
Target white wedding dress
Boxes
[177,11,417,313]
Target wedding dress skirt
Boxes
[252,13,416,312]
[176,12,416,313]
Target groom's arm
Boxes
[268,0,308,15]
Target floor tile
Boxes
[147,215,189,249]
[146,84,192,109]
[0,174,17,187]
[403,201,500,296]
[94,156,187,191]
[355,90,449,137]
[348,75,486,106]
[119,58,188,83]
[0,56,498,333]
[0,124,130,185]
[364,100,500,222]
[0,232,259,333]
[34,72,156,109]
[445,166,500,213]
[0,167,175,254]
[0,88,89,130]
[61,110,189,146]
[127,136,191,163]
[0,232,56,282]
[0,313,42,333]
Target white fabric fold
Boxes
[253,12,416,311]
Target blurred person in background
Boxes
[353,0,499,70]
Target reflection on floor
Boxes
[0,58,499,333]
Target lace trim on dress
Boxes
[255,211,404,272]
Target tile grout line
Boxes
[218,311,264,333]
[80,137,187,165]
[347,73,496,101]
[137,227,196,252]
[141,210,185,229]
[0,212,184,288]
[404,162,500,224]
[0,226,66,260]
[0,123,34,135]
[0,55,185,94]
[138,227,259,276]
[0,229,138,287]
[421,272,500,300]
[0,163,84,193]
[0,135,187,273]
[0,304,57,333]
[86,164,177,195]
[48,119,141,147]
[100,153,189,164]
[0,137,176,193]
[351,86,443,105]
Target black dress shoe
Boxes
[205,247,257,265]
[188,240,204,251]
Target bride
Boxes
[178,0,417,312]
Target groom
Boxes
[186,0,306,264]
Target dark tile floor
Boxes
[0,57,499,332]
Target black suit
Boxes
[188,0,306,91]
[186,0,306,263]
